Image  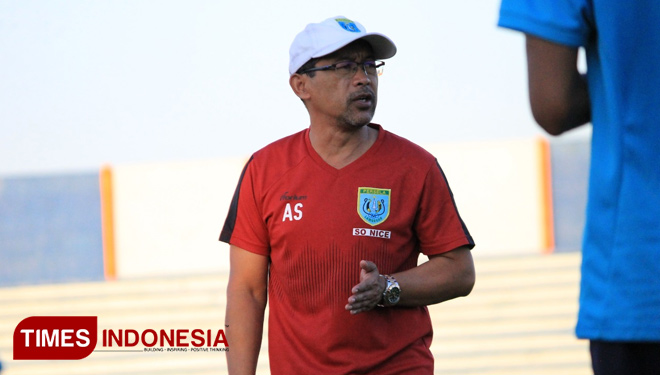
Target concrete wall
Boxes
[111,158,246,278]
[549,138,590,252]
[426,138,554,256]
[0,173,104,286]
[0,137,591,286]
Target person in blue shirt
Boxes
[498,1,660,374]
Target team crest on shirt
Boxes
[357,187,390,226]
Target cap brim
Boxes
[310,32,397,61]
[361,33,397,60]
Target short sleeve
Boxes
[414,160,475,256]
[498,0,594,47]
[219,156,271,256]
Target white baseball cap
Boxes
[289,16,397,75]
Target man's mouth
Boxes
[351,91,374,106]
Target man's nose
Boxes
[354,64,371,84]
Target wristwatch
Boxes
[378,274,401,307]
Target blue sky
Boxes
[1,0,588,176]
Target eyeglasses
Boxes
[301,60,385,77]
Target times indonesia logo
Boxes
[14,316,228,360]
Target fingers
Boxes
[345,286,381,314]
[360,260,377,273]
[346,261,384,315]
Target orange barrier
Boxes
[100,166,117,280]
[537,138,556,254]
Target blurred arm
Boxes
[526,34,591,135]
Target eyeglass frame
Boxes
[300,60,385,77]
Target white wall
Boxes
[112,158,247,278]
[424,138,551,256]
[111,137,552,279]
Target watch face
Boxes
[387,286,401,304]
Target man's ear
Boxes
[290,73,311,101]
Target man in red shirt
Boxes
[220,16,475,375]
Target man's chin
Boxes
[340,120,372,132]
[342,112,375,129]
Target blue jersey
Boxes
[499,1,660,341]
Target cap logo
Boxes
[335,18,361,33]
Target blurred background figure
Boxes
[498,1,660,374]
